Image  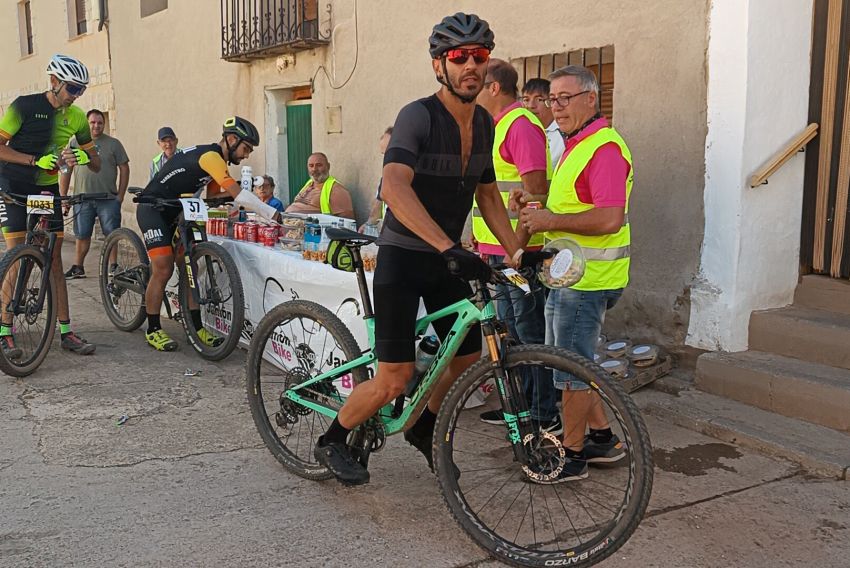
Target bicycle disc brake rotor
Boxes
[24,288,41,324]
[521,431,566,483]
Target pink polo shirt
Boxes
[560,117,630,207]
[479,102,548,256]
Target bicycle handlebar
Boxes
[132,194,234,208]
[0,190,115,207]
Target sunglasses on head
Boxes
[63,82,87,97]
[444,47,491,65]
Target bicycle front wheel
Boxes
[246,300,369,480]
[434,345,653,568]
[99,228,148,331]
[0,245,57,377]
[178,241,245,361]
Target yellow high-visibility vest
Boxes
[299,176,338,214]
[545,127,633,291]
[472,107,552,248]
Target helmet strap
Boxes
[438,58,477,104]
[48,77,63,100]
[225,136,242,165]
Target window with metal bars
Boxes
[220,0,330,62]
[512,46,615,121]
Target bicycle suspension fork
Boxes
[477,283,535,466]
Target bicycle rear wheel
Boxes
[246,300,369,480]
[99,228,148,331]
[0,245,57,377]
[178,241,244,361]
[434,345,653,568]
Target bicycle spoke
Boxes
[439,348,652,565]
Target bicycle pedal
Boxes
[350,446,371,469]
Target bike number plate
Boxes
[502,268,531,294]
[26,195,55,215]
[180,198,208,222]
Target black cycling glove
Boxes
[442,245,493,282]
[519,249,554,270]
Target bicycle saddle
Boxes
[325,227,377,247]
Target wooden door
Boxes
[802,0,850,278]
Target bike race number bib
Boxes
[26,195,55,215]
[180,198,208,222]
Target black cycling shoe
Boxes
[404,428,460,479]
[314,436,370,486]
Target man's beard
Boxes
[311,172,329,183]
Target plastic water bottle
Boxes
[54,145,70,175]
[403,335,441,397]
[240,165,253,193]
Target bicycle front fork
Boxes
[482,321,535,466]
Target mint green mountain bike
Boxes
[246,228,653,568]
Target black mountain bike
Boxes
[98,187,244,360]
[0,190,114,377]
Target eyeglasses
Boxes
[63,81,87,97]
[63,82,86,97]
[444,47,491,65]
[545,91,590,108]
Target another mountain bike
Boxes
[0,190,114,377]
[97,187,244,361]
[246,228,653,568]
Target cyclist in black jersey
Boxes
[0,54,103,357]
[138,116,282,352]
[315,13,549,485]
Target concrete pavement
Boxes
[1,242,848,567]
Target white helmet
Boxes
[46,54,89,85]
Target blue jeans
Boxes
[73,197,122,238]
[545,287,623,390]
[488,255,558,422]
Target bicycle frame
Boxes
[112,194,223,315]
[280,244,535,459]
[4,212,58,323]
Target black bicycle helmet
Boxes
[222,116,260,146]
[429,13,495,58]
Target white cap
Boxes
[253,176,265,187]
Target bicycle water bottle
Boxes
[403,335,441,397]
[240,165,253,193]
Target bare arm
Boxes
[381,162,454,252]
[117,163,130,202]
[475,181,522,260]
[59,171,71,197]
[519,206,625,236]
[508,169,549,212]
[329,184,355,219]
[0,137,39,166]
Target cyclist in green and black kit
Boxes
[0,54,102,358]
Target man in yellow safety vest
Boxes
[518,65,634,483]
[285,152,355,219]
[475,58,560,435]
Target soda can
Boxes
[526,201,543,210]
[245,222,258,243]
[233,222,245,241]
[260,226,276,247]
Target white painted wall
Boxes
[687,0,814,351]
